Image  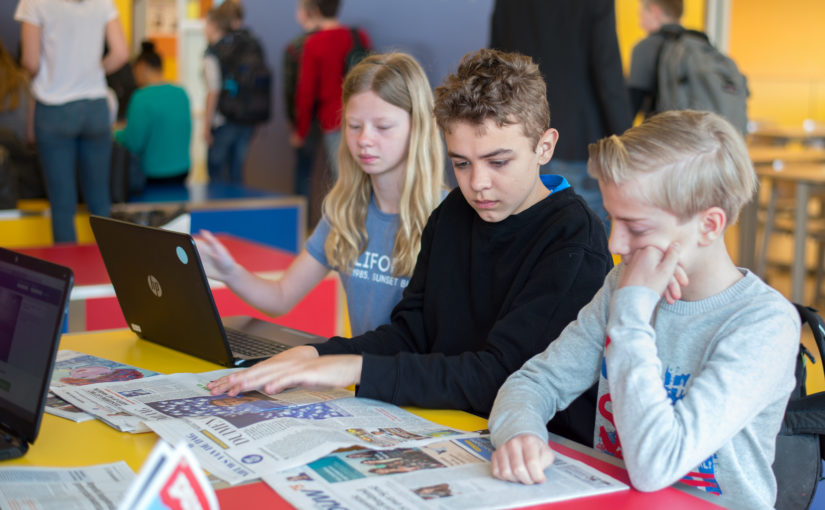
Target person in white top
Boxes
[15,0,128,243]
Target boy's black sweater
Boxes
[314,186,612,443]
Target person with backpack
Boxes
[291,0,371,181]
[627,0,748,134]
[203,4,271,185]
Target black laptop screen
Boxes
[0,249,72,442]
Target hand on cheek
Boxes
[619,243,689,304]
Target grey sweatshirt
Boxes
[490,266,799,510]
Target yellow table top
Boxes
[5,329,488,472]
[749,145,825,165]
[755,161,825,184]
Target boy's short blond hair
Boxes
[643,0,683,20]
[433,49,550,146]
[587,110,756,224]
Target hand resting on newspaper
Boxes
[206,346,363,396]
[491,433,555,485]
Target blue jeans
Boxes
[542,159,610,233]
[208,122,254,185]
[35,99,112,243]
[295,123,321,199]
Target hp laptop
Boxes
[0,247,73,460]
[89,215,325,367]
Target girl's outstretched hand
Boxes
[195,229,238,283]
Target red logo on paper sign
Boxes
[159,459,211,510]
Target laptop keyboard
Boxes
[225,328,290,358]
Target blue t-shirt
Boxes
[305,196,409,337]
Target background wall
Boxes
[1,3,20,55]
[728,0,825,127]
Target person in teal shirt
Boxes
[114,41,191,190]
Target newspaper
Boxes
[264,436,629,509]
[0,461,135,510]
[145,394,476,485]
[52,369,241,433]
[46,350,159,423]
[52,369,477,485]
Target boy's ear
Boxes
[535,128,559,166]
[697,207,728,246]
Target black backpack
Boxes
[344,27,369,76]
[654,26,749,135]
[773,304,825,510]
[208,29,272,125]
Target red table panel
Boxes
[17,235,340,337]
[84,280,338,338]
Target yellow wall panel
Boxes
[729,0,825,127]
[746,80,817,127]
[113,0,132,52]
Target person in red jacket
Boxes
[291,0,370,182]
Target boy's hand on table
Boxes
[619,243,689,304]
[206,345,363,396]
[491,433,554,485]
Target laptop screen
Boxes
[0,247,73,444]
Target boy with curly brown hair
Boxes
[209,50,611,446]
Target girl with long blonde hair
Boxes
[198,52,445,336]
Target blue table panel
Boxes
[190,207,301,254]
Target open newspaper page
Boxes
[145,395,477,484]
[264,436,629,510]
[0,461,135,510]
[51,369,242,433]
[51,369,477,485]
[46,350,159,423]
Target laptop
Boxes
[0,247,73,460]
[89,215,326,367]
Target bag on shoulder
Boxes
[282,32,311,125]
[344,27,369,76]
[209,29,272,125]
[772,304,825,510]
[655,26,749,135]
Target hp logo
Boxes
[147,275,162,297]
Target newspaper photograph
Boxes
[0,461,135,510]
[265,436,629,510]
[46,350,159,423]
